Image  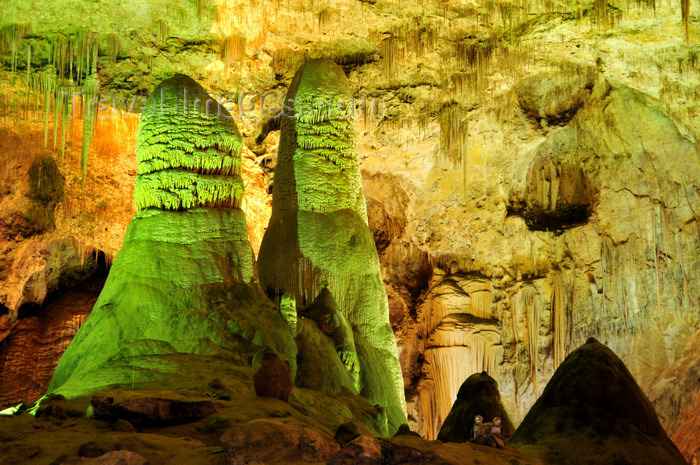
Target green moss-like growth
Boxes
[133,74,244,212]
[258,59,406,433]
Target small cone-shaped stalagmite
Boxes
[47,75,295,398]
[508,338,687,465]
[438,371,514,443]
[258,59,407,432]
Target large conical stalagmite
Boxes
[258,59,407,432]
[47,75,296,398]
[508,338,687,465]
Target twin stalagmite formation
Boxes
[47,62,407,433]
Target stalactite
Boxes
[24,42,30,89]
[51,34,69,80]
[681,0,691,44]
[32,72,40,110]
[565,276,574,355]
[152,19,169,47]
[0,23,29,77]
[106,33,120,63]
[52,77,61,150]
[381,33,401,81]
[221,34,246,73]
[81,74,98,192]
[617,244,630,327]
[510,292,520,357]
[193,0,206,20]
[470,289,493,319]
[439,102,469,197]
[73,29,86,83]
[68,39,73,82]
[521,286,539,393]
[549,159,560,211]
[91,36,98,75]
[60,91,71,164]
[551,273,566,369]
[417,380,439,439]
[317,7,334,30]
[652,207,662,313]
[40,67,56,148]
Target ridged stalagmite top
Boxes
[134,74,244,212]
[271,59,367,218]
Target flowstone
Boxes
[47,75,296,398]
[258,59,406,431]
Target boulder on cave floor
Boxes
[57,450,149,465]
[438,371,515,443]
[90,390,222,425]
[507,338,687,465]
[220,417,340,464]
[253,346,294,402]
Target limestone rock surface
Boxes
[220,417,340,464]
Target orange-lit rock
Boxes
[0,276,102,408]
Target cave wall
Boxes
[0,0,698,460]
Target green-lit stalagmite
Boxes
[258,59,407,432]
[47,75,296,398]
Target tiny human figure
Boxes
[472,415,484,441]
[488,417,506,449]
[472,415,492,445]
[491,416,502,437]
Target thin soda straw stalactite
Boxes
[681,0,690,44]
[40,67,56,148]
[80,74,98,192]
[60,91,72,164]
[221,33,246,76]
